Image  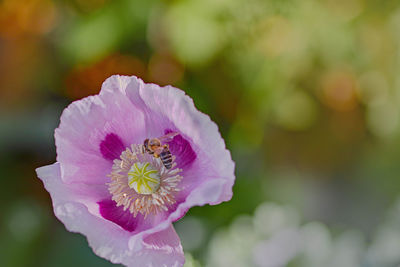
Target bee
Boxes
[142,132,179,169]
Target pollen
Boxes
[107,144,182,218]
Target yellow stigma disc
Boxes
[127,162,160,194]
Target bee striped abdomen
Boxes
[160,149,173,169]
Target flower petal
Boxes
[36,163,184,267]
[165,129,196,169]
[55,76,146,184]
[98,199,139,232]
[125,79,235,206]
[99,75,138,95]
[100,133,126,161]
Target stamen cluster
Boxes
[108,145,182,218]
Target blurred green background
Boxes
[2,0,400,266]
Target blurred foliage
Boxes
[205,200,400,267]
[2,0,400,266]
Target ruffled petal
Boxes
[36,163,184,267]
[99,75,138,95]
[55,75,146,184]
[125,78,235,206]
[138,225,184,267]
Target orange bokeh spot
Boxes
[148,53,184,86]
[65,54,146,100]
[319,69,359,112]
[0,0,57,39]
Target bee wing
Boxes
[158,132,179,143]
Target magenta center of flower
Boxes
[107,144,182,218]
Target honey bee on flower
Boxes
[142,132,179,169]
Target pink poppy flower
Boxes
[36,75,235,266]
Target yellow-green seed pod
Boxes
[127,162,160,194]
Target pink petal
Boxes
[125,78,235,206]
[36,163,184,267]
[55,76,146,184]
